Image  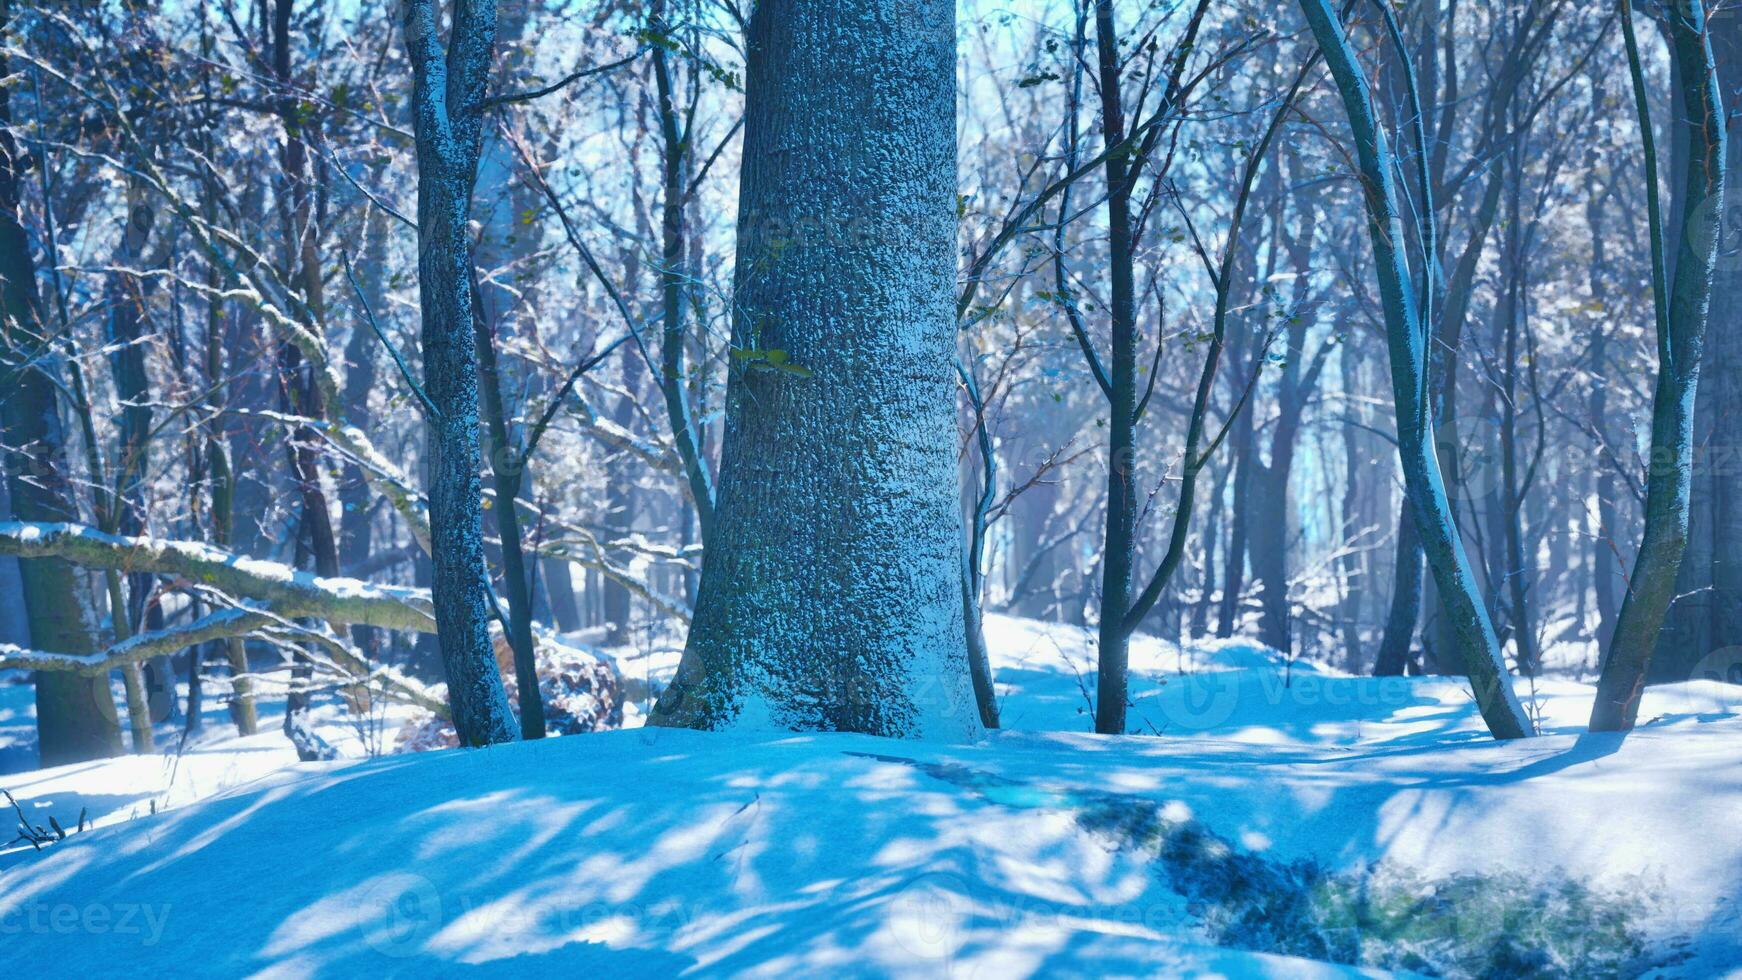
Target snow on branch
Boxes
[0,607,269,676]
[0,592,449,719]
[0,521,436,633]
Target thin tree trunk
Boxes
[1592,0,1728,731]
[473,272,543,739]
[1586,164,1623,667]
[105,179,172,734]
[338,198,387,668]
[404,0,518,746]
[270,0,342,757]
[652,19,717,543]
[1217,390,1253,638]
[1297,0,1532,739]
[1337,346,1370,667]
[1662,11,1742,680]
[468,0,543,740]
[1374,505,1423,676]
[1498,138,1541,677]
[1090,0,1140,736]
[1251,182,1322,657]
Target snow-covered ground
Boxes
[2,616,1740,977]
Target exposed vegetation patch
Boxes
[858,752,1662,979]
[1077,799,1654,979]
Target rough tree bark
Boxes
[649,0,978,739]
[403,0,518,746]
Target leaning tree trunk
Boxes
[649,0,978,739]
[1591,0,1728,731]
[0,4,124,764]
[1298,0,1532,739]
[404,0,518,747]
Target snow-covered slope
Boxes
[2,616,1739,977]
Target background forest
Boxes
[0,0,1738,974]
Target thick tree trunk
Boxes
[1661,12,1742,681]
[650,0,976,739]
[1707,17,1742,663]
[403,0,518,747]
[0,11,124,765]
